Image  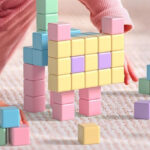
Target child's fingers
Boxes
[124,64,130,85]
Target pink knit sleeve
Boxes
[79,0,133,32]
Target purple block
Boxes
[134,100,150,120]
[98,52,111,69]
[71,56,85,73]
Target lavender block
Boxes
[134,100,150,120]
[71,56,85,73]
[98,52,111,69]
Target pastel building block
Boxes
[71,33,88,38]
[99,69,111,86]
[24,95,45,113]
[48,23,71,41]
[50,91,55,107]
[33,32,48,50]
[147,65,150,80]
[9,124,30,146]
[72,73,85,90]
[78,123,100,145]
[48,57,71,75]
[102,16,124,34]
[0,106,20,128]
[139,78,150,95]
[33,49,48,66]
[112,34,124,51]
[71,28,81,36]
[52,103,75,121]
[85,54,98,71]
[23,47,33,64]
[0,128,7,146]
[112,67,124,84]
[84,32,99,36]
[134,100,150,120]
[79,87,101,100]
[36,0,58,14]
[71,56,85,73]
[24,64,45,80]
[24,79,45,96]
[98,52,111,69]
[48,40,71,58]
[112,50,124,67]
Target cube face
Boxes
[23,47,33,64]
[112,67,124,84]
[112,34,124,51]
[0,128,7,146]
[147,65,150,80]
[112,51,124,67]
[99,69,111,86]
[139,78,150,95]
[71,28,81,37]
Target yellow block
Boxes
[72,73,85,90]
[71,38,84,56]
[85,54,98,71]
[85,71,98,88]
[48,40,71,58]
[112,34,124,51]
[112,67,124,84]
[98,34,111,52]
[112,50,124,67]
[48,74,71,92]
[48,57,71,75]
[99,69,111,86]
[78,123,100,145]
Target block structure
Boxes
[0,128,7,146]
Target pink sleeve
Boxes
[79,0,133,32]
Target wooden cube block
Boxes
[112,67,124,84]
[0,128,7,146]
[112,34,124,51]
[23,47,33,64]
[71,28,81,36]
[99,69,111,86]
[139,78,150,95]
[112,50,124,67]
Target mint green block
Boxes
[0,128,7,146]
[139,78,150,95]
[37,13,58,31]
[36,0,58,14]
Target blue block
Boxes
[33,32,48,50]
[71,33,88,37]
[147,65,150,80]
[83,32,100,35]
[0,106,20,128]
[23,47,33,64]
[71,28,81,36]
[33,49,48,66]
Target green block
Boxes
[36,0,58,14]
[37,13,58,31]
[0,128,7,146]
[139,78,150,95]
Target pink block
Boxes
[9,124,30,146]
[48,23,71,41]
[24,95,45,113]
[102,16,124,35]
[24,79,45,96]
[24,63,45,80]
[50,91,54,107]
[52,103,75,121]
[79,87,101,100]
[79,99,101,117]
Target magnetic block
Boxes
[98,52,111,69]
[102,16,124,34]
[0,128,7,146]
[48,57,71,75]
[139,78,150,95]
[33,32,48,50]
[79,99,101,116]
[112,67,124,84]
[48,23,71,41]
[48,74,71,92]
[24,64,45,80]
[71,56,85,73]
[71,38,84,56]
[23,47,33,64]
[52,103,75,121]
[48,40,71,58]
[9,124,30,146]
[134,100,150,120]
[112,50,124,67]
[99,69,111,86]
[72,73,85,90]
[71,28,81,36]
[33,49,48,66]
[85,54,98,71]
[112,34,124,51]
[36,0,58,14]
[79,87,101,100]
[37,13,58,31]
[147,65,150,80]
[78,123,100,145]
[85,71,98,88]
[24,95,45,113]
[0,106,20,128]
[24,79,45,96]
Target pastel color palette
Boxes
[139,78,150,95]
[23,47,33,64]
[147,65,150,80]
[71,28,81,36]
[0,128,7,146]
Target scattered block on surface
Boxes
[139,78,150,95]
[71,28,81,36]
[78,123,100,145]
[99,69,111,86]
[112,67,124,84]
[147,65,150,80]
[0,128,7,146]
[0,106,20,128]
[23,47,33,64]
[134,100,150,120]
[112,50,124,67]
